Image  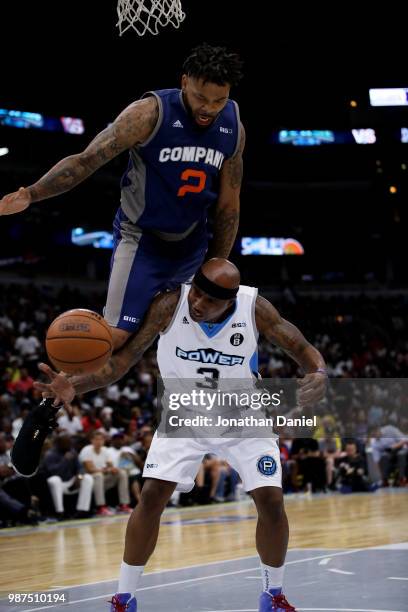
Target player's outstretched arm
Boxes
[0,97,158,215]
[34,289,180,401]
[207,123,245,259]
[255,295,327,406]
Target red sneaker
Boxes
[259,590,297,611]
[97,505,115,516]
[109,593,137,611]
[117,504,132,514]
[272,593,296,610]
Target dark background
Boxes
[1,1,407,289]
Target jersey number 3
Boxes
[196,367,220,389]
[177,169,207,197]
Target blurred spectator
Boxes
[113,396,133,432]
[196,455,223,503]
[315,416,342,489]
[121,379,140,402]
[11,403,31,439]
[100,412,119,438]
[14,329,41,364]
[6,357,22,388]
[337,441,376,493]
[291,438,326,492]
[0,433,38,525]
[7,368,34,394]
[79,431,131,516]
[43,434,93,518]
[370,425,408,485]
[57,406,83,436]
[108,432,144,505]
[106,383,121,402]
[212,461,240,502]
[81,406,103,435]
[280,438,298,493]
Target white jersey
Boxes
[157,284,259,381]
[149,284,282,493]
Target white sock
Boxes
[118,561,144,595]
[260,562,285,592]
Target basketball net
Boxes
[117,0,185,36]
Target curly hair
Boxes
[183,43,243,87]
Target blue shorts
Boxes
[104,209,208,333]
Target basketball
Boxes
[45,309,113,375]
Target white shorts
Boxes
[142,433,282,493]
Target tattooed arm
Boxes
[0,96,158,215]
[207,123,245,259]
[34,289,180,404]
[255,295,327,405]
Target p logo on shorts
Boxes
[257,455,277,476]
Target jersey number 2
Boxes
[177,169,207,197]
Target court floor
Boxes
[0,489,407,612]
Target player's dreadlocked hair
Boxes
[183,43,243,87]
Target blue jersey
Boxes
[120,88,241,238]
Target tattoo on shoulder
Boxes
[255,295,309,353]
[86,97,159,167]
[255,295,284,340]
[122,96,159,147]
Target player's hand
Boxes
[297,371,327,407]
[33,363,75,406]
[0,187,31,215]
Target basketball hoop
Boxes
[117,0,185,36]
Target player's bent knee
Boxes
[139,479,176,513]
[252,486,284,521]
